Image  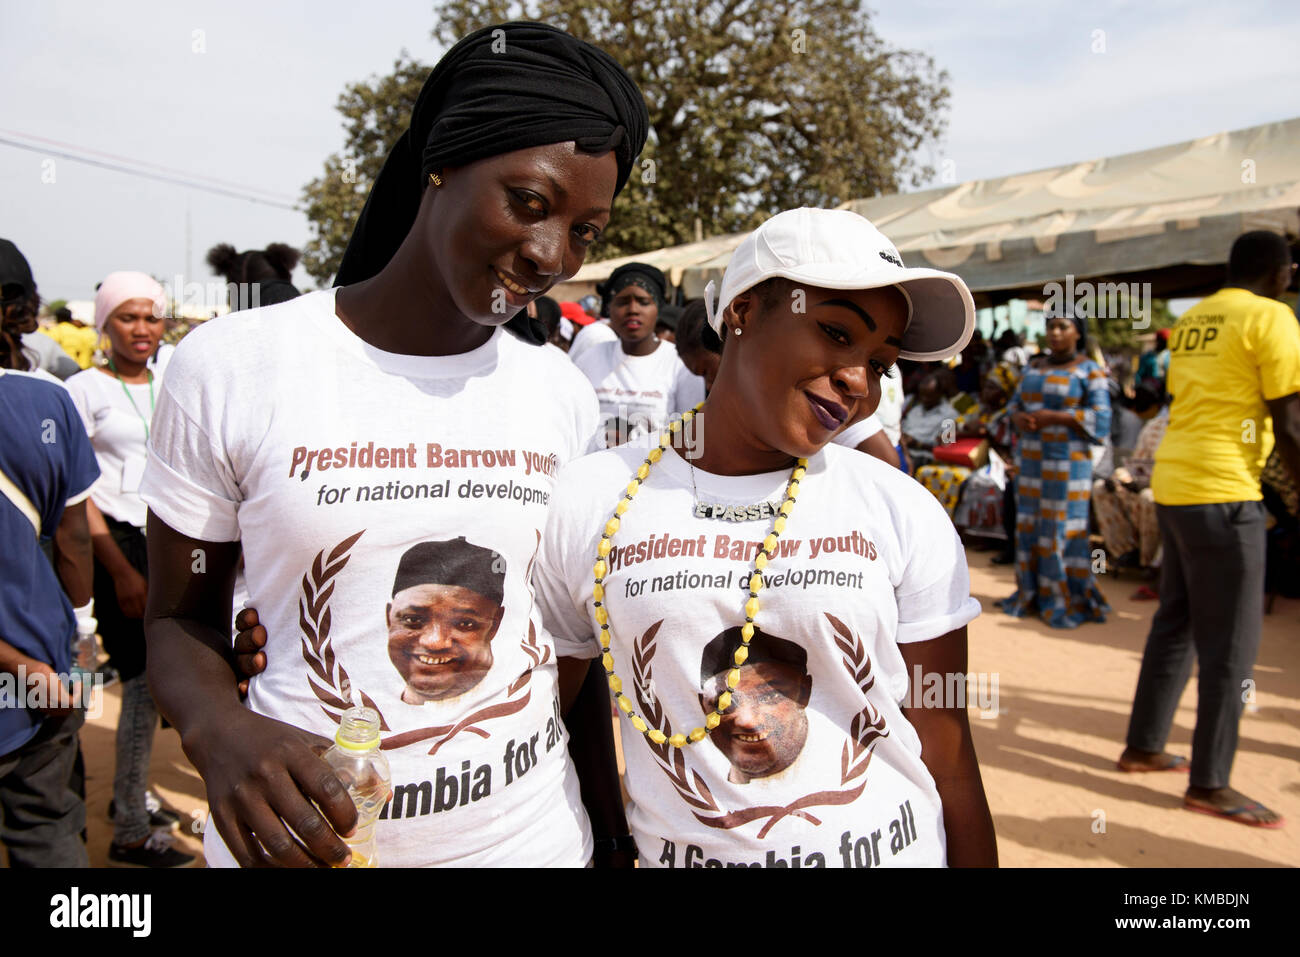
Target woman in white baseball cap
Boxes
[531,207,997,867]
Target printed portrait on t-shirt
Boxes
[385,537,506,705]
[698,627,813,784]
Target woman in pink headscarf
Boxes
[64,273,195,868]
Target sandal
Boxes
[1116,753,1189,773]
[1183,797,1284,829]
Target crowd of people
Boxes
[2,21,1297,870]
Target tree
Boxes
[1091,293,1176,353]
[300,0,949,285]
[300,57,431,284]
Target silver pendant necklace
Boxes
[686,441,784,522]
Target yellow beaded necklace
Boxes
[592,404,807,749]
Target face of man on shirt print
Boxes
[698,628,813,784]
[386,538,506,704]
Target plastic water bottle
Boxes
[71,617,97,679]
[323,707,391,868]
[70,617,99,711]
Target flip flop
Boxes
[1183,798,1284,829]
[1116,754,1189,773]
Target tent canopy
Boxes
[554,118,1300,306]
[554,232,746,302]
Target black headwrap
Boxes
[0,239,36,299]
[392,537,506,605]
[1070,313,1088,353]
[597,262,667,316]
[1044,298,1089,353]
[336,21,649,344]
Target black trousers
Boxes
[93,516,149,682]
[0,711,89,868]
[1124,501,1267,789]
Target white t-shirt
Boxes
[566,318,618,363]
[831,414,883,450]
[875,367,904,445]
[65,366,159,528]
[140,289,599,868]
[536,440,980,868]
[573,339,706,444]
[148,341,176,379]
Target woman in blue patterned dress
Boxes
[999,309,1111,628]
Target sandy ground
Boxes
[48,556,1300,868]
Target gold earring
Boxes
[429,172,443,187]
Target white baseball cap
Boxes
[704,207,976,361]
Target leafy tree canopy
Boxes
[301,0,949,285]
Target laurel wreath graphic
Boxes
[299,530,547,756]
[299,530,391,728]
[631,621,724,817]
[630,614,890,839]
[823,613,890,783]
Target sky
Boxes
[2,0,1298,301]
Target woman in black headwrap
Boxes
[334,23,647,349]
[574,262,705,443]
[142,22,648,869]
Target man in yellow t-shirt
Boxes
[1120,231,1300,829]
[44,307,101,369]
